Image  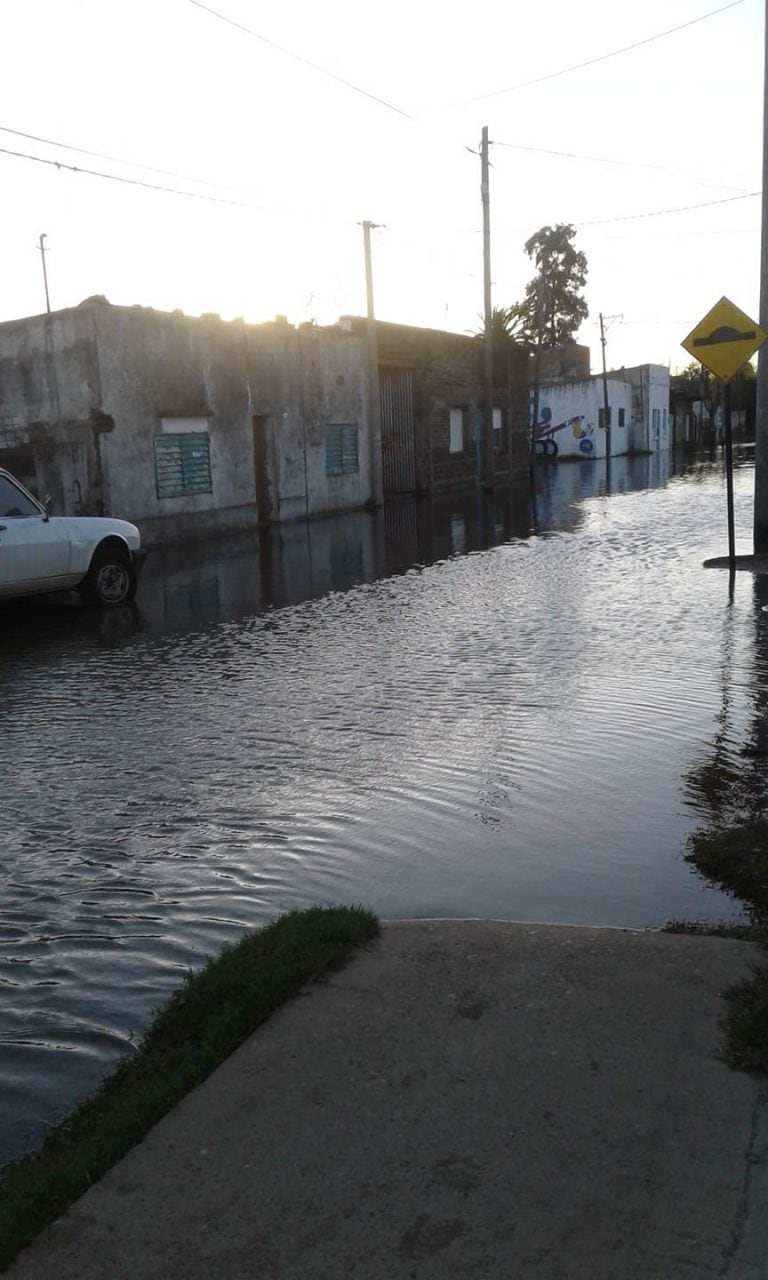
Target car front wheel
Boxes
[81,550,137,606]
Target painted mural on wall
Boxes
[532,407,597,457]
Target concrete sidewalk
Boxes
[8,921,768,1279]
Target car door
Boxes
[0,474,71,597]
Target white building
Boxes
[621,364,671,455]
[533,364,670,460]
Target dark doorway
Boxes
[380,367,416,493]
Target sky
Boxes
[1,0,764,373]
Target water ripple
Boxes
[0,453,759,1167]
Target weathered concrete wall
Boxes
[620,364,671,454]
[93,304,257,535]
[0,301,372,543]
[92,305,371,540]
[0,305,109,514]
[344,319,530,491]
[537,341,592,382]
[272,324,371,523]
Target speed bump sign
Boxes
[682,296,767,383]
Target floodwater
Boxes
[0,449,763,1168]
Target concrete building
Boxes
[620,364,671,455]
[341,318,530,492]
[0,303,531,544]
[0,299,373,544]
[533,363,670,460]
[537,341,591,383]
[533,376,632,459]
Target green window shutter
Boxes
[154,433,212,498]
[325,425,359,476]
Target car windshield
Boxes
[0,475,42,518]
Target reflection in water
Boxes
[682,568,768,920]
[0,448,757,1168]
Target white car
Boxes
[0,469,144,606]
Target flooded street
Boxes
[1,450,763,1167]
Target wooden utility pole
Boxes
[599,312,612,466]
[530,278,543,475]
[38,233,51,314]
[480,126,494,488]
[361,220,384,507]
[755,0,768,550]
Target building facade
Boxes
[341,318,530,492]
[533,363,670,460]
[0,300,373,543]
[0,303,532,545]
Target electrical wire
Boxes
[0,143,361,225]
[0,143,269,205]
[0,124,239,192]
[577,189,760,226]
[459,0,744,103]
[187,0,416,121]
[493,138,752,196]
[0,128,757,240]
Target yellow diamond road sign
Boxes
[682,296,767,383]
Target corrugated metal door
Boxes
[380,368,416,493]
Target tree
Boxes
[508,223,588,349]
[474,305,521,344]
[676,361,723,441]
[487,305,515,343]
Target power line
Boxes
[0,142,360,225]
[493,137,753,196]
[577,189,760,226]
[461,189,761,240]
[187,0,416,121]
[0,124,239,193]
[0,143,268,206]
[459,0,744,103]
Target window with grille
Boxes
[325,425,359,476]
[154,431,212,499]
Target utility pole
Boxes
[530,277,543,478]
[755,0,768,551]
[38,233,51,314]
[599,312,612,468]
[480,126,494,488]
[361,220,384,507]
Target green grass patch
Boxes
[682,818,768,1076]
[662,918,767,944]
[0,904,379,1272]
[720,961,768,1074]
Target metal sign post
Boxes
[682,297,768,573]
[723,380,735,570]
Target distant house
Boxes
[532,362,670,459]
[670,369,753,448]
[536,341,591,383]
